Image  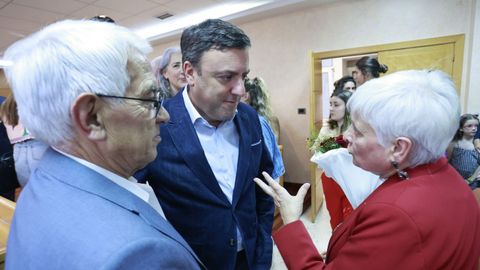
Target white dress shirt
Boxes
[183,89,244,251]
[53,148,166,218]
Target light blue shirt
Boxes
[259,116,285,180]
[182,89,244,251]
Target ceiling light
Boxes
[134,0,273,41]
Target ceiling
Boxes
[0,0,327,56]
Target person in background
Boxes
[474,119,480,151]
[243,77,284,182]
[135,19,274,270]
[89,15,115,23]
[310,90,354,229]
[151,47,186,98]
[0,95,48,187]
[0,96,19,201]
[256,70,480,269]
[3,19,203,269]
[352,56,388,86]
[447,113,480,183]
[334,75,356,92]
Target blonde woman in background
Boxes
[0,95,48,187]
[243,77,284,182]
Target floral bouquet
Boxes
[309,134,347,154]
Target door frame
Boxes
[308,34,464,222]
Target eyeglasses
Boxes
[95,92,164,119]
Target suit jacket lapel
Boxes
[166,92,230,205]
[40,149,203,266]
[232,110,251,208]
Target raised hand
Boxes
[254,171,310,225]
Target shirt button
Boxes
[229,238,235,246]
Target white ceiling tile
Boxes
[0,16,44,33]
[0,3,65,24]
[94,0,159,15]
[148,0,171,4]
[13,0,87,14]
[163,0,216,13]
[118,6,170,29]
[70,4,130,21]
[76,0,99,3]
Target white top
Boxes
[54,148,165,218]
[183,89,243,251]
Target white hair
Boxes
[347,70,460,167]
[3,20,152,146]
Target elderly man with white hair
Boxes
[3,20,203,269]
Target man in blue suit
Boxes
[136,19,275,270]
[3,20,203,269]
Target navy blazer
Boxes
[7,149,204,269]
[136,90,275,270]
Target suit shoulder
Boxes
[237,103,259,120]
[102,237,200,270]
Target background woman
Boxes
[0,95,48,187]
[243,77,284,182]
[151,47,186,98]
[310,90,355,229]
[334,75,356,92]
[256,70,480,269]
[447,113,480,182]
[352,56,388,86]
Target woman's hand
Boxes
[254,171,310,225]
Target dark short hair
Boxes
[180,19,250,73]
[89,15,115,23]
[356,56,388,78]
[453,113,479,141]
[334,75,356,91]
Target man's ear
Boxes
[390,137,412,165]
[70,93,106,141]
[183,61,195,86]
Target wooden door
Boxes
[378,43,455,77]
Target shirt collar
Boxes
[52,147,150,203]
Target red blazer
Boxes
[274,158,480,270]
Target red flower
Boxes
[335,135,348,148]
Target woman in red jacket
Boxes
[255,69,480,269]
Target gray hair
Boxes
[347,70,460,167]
[151,47,181,98]
[3,19,152,146]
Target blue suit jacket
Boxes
[136,90,275,270]
[6,149,204,270]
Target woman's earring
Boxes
[391,160,409,179]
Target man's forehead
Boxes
[198,48,249,71]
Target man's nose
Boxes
[232,79,246,96]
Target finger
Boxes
[253,178,274,197]
[295,183,311,200]
[261,171,286,193]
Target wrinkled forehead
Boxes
[127,54,157,92]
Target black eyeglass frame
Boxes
[95,93,164,119]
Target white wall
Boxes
[151,0,478,183]
[467,0,480,114]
